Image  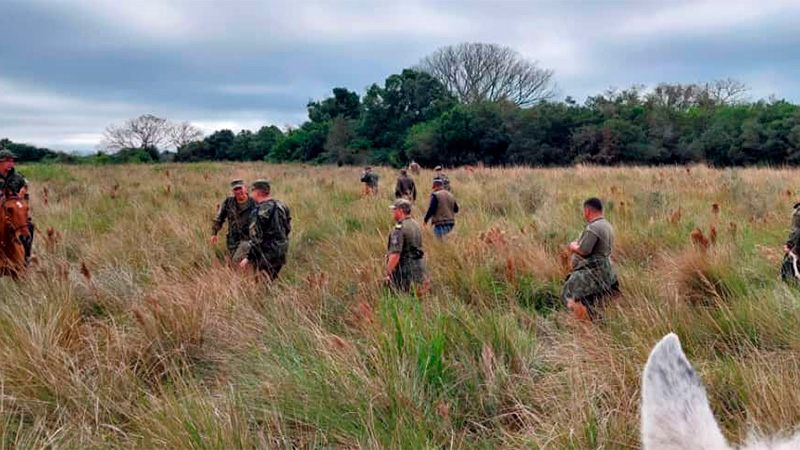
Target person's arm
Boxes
[385,227,404,281]
[424,194,438,224]
[385,254,401,279]
[570,230,598,258]
[395,180,402,198]
[411,182,417,201]
[211,200,228,244]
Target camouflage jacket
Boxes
[248,199,292,263]
[0,168,27,197]
[361,172,379,188]
[212,196,256,245]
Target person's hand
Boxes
[568,241,580,253]
[785,244,791,254]
[566,298,576,311]
[239,258,249,268]
[384,275,391,285]
[210,235,218,246]
[19,186,28,197]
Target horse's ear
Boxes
[641,333,730,450]
[1,187,11,199]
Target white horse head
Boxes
[641,333,800,450]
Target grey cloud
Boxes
[1,0,799,152]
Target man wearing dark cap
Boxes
[0,148,34,262]
[424,178,459,238]
[211,179,256,261]
[562,197,620,322]
[432,165,451,191]
[781,197,800,282]
[394,169,417,202]
[385,198,429,293]
[239,180,292,280]
[360,166,379,195]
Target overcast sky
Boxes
[1,0,799,153]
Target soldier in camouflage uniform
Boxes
[385,199,429,293]
[211,179,256,262]
[562,197,620,322]
[781,198,800,282]
[239,180,292,280]
[0,149,34,263]
[394,169,417,202]
[360,166,380,195]
[433,165,451,191]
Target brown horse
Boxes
[1,189,30,280]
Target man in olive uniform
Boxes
[211,179,256,262]
[239,180,292,280]
[562,198,620,322]
[360,166,380,195]
[424,178,459,238]
[781,198,800,282]
[394,169,417,202]
[433,165,451,191]
[385,199,429,293]
[0,149,34,262]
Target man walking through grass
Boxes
[0,148,34,264]
[360,166,379,196]
[211,179,256,262]
[394,169,417,202]
[424,179,459,238]
[562,197,620,322]
[385,199,429,294]
[432,165,451,191]
[239,180,292,280]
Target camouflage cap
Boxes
[230,179,245,189]
[0,149,17,161]
[251,179,271,192]
[390,198,412,213]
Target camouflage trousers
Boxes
[390,258,427,292]
[562,256,619,303]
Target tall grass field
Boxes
[2,163,800,449]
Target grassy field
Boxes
[2,162,800,449]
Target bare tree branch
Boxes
[100,114,202,152]
[418,42,556,106]
[169,121,203,149]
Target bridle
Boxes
[2,195,29,235]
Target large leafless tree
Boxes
[100,114,203,151]
[418,42,556,107]
[169,121,204,149]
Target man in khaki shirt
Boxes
[562,197,620,322]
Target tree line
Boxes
[4,43,800,167]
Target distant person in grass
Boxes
[0,148,34,264]
[562,197,620,322]
[360,166,379,196]
[385,199,430,294]
[432,165,451,191]
[239,180,292,280]
[408,160,420,176]
[394,169,417,202]
[781,198,800,282]
[211,179,256,263]
[424,178,459,238]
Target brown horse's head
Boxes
[3,189,29,241]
